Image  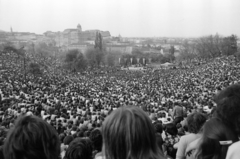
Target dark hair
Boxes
[102,106,164,159]
[155,133,163,151]
[187,112,207,134]
[196,118,238,159]
[215,84,240,135]
[59,133,66,143]
[164,123,178,136]
[3,115,60,159]
[153,122,163,134]
[89,128,102,152]
[64,138,92,159]
[63,136,74,145]
[0,146,4,159]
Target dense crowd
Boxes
[0,51,240,159]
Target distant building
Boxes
[0,24,109,50]
[0,30,7,44]
[133,47,161,54]
[237,40,240,47]
[67,44,94,54]
[0,28,44,47]
[44,24,111,48]
[14,32,37,41]
[106,45,132,54]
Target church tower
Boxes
[77,24,82,32]
[10,26,14,36]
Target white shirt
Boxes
[226,141,240,159]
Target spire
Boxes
[77,24,82,32]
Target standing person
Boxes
[172,102,184,125]
[101,106,165,159]
[176,112,206,159]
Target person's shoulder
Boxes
[181,133,201,143]
[180,134,193,140]
[95,152,104,159]
[229,141,240,149]
[226,141,240,159]
[184,133,199,138]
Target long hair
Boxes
[195,118,238,159]
[3,115,60,159]
[215,84,240,135]
[101,106,164,159]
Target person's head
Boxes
[215,84,240,135]
[3,115,60,159]
[153,122,163,134]
[89,128,102,152]
[64,138,92,159]
[196,118,238,159]
[63,135,74,146]
[102,106,163,159]
[186,112,207,134]
[164,123,178,136]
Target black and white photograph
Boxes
[0,0,240,159]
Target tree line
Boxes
[178,34,238,62]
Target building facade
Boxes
[44,24,111,48]
[106,45,133,54]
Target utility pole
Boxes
[54,51,56,74]
[0,50,3,69]
[24,55,26,82]
[0,52,3,69]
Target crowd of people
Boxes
[0,50,240,159]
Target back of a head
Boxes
[3,115,60,159]
[164,123,178,136]
[64,138,92,159]
[153,122,163,134]
[102,106,164,159]
[64,135,74,146]
[89,128,102,152]
[186,112,207,134]
[197,118,238,159]
[215,84,240,135]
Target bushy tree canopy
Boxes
[65,49,87,71]
[178,34,238,61]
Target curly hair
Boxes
[215,84,240,135]
[3,115,60,159]
[187,112,206,134]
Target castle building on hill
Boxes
[44,24,111,48]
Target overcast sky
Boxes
[0,0,240,37]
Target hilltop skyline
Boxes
[0,0,240,38]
